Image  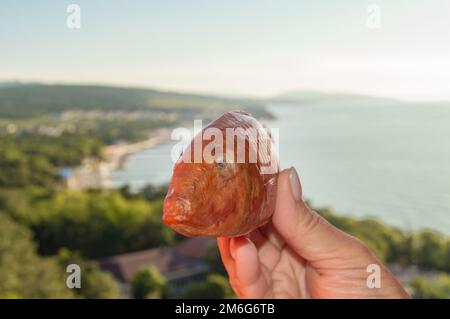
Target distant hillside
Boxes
[271,90,400,105]
[0,84,271,119]
[0,81,23,89]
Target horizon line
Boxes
[1,78,450,104]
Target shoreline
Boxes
[63,128,172,190]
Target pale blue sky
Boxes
[1,0,450,99]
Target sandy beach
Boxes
[63,128,172,190]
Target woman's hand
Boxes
[217,167,410,298]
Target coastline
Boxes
[63,128,172,190]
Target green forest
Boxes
[1,183,450,298]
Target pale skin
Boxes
[218,167,410,298]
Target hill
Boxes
[0,84,271,119]
[270,90,400,105]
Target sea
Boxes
[111,101,450,234]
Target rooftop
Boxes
[98,237,216,282]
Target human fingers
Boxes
[273,167,372,268]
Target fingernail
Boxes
[230,237,238,259]
[230,237,250,260]
[289,167,302,202]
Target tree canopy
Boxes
[131,266,169,299]
[0,213,72,298]
[182,274,234,299]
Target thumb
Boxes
[272,167,371,267]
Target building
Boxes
[98,237,216,296]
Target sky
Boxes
[1,0,450,100]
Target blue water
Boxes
[111,102,450,234]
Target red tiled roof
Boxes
[98,237,216,282]
[174,237,216,259]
